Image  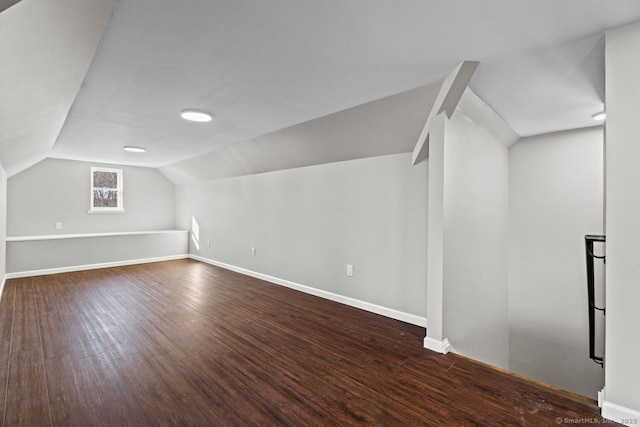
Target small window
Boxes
[90,167,123,212]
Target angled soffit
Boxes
[160,81,441,185]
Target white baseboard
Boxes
[0,275,6,302]
[190,254,428,328]
[5,254,190,279]
[598,388,605,408]
[601,398,640,426]
[423,336,452,354]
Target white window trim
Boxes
[89,167,124,213]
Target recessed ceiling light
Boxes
[592,112,606,121]
[124,146,146,153]
[180,109,213,122]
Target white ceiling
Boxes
[5,1,640,175]
[0,0,20,13]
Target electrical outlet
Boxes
[251,247,256,256]
[346,264,354,277]
[55,222,62,230]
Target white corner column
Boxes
[602,20,640,426]
[423,113,452,353]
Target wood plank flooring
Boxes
[0,259,610,426]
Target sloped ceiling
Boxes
[161,81,442,184]
[0,0,117,176]
[3,1,640,178]
[0,0,20,13]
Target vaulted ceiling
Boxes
[0,0,20,14]
[3,1,640,178]
[0,0,116,176]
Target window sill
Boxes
[87,209,125,214]
[6,230,188,242]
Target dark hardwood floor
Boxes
[0,259,609,426]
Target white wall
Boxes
[175,153,428,322]
[603,20,640,424]
[7,158,175,236]
[441,111,510,369]
[509,127,605,399]
[6,231,188,274]
[0,164,7,289]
